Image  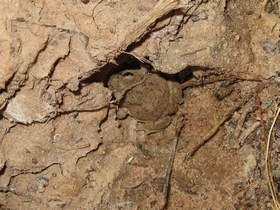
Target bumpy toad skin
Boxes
[108,67,182,131]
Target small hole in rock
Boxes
[82,53,212,91]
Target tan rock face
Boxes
[0,20,15,90]
[0,0,278,209]
[0,56,14,90]
[29,33,71,79]
[4,88,56,124]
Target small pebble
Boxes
[260,40,275,54]
[37,177,49,192]
[260,40,280,55]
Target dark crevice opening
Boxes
[82,52,215,90]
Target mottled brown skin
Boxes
[108,67,182,132]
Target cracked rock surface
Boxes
[0,0,279,209]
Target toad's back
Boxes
[123,74,171,122]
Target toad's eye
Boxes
[122,72,134,77]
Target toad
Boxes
[108,66,182,132]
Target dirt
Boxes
[0,0,280,209]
